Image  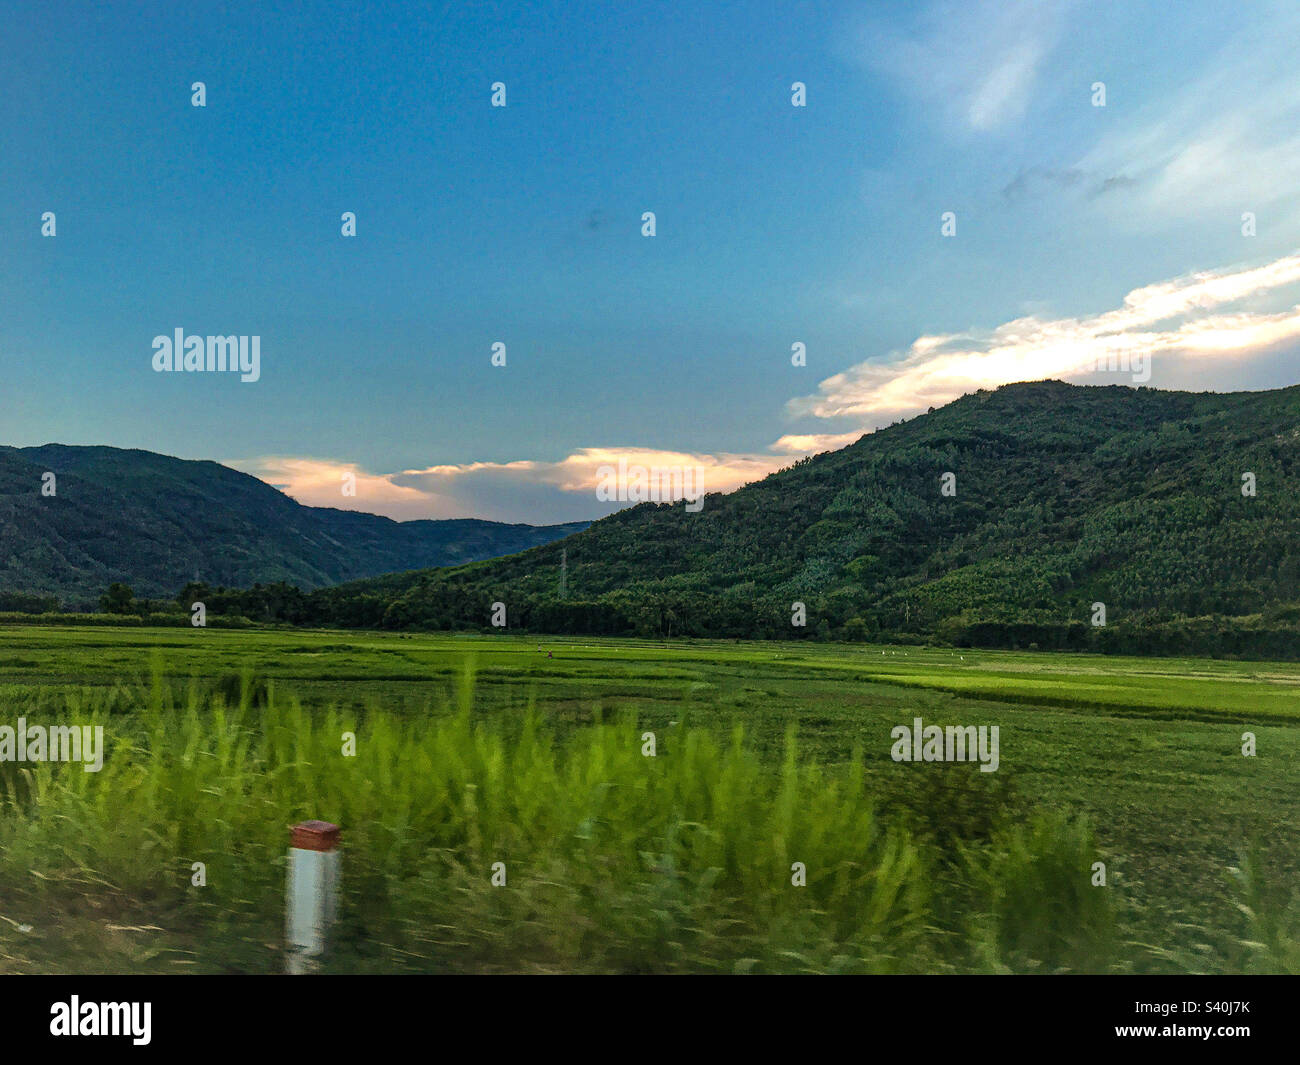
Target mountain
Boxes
[0,445,587,607]
[304,381,1300,653]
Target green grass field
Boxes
[1,624,1297,973]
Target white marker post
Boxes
[286,820,341,974]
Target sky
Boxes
[3,0,1300,523]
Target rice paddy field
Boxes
[1,623,1297,974]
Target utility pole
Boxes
[559,548,567,599]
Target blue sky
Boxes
[4,0,1299,522]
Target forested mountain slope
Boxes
[0,444,585,605]
[311,381,1300,653]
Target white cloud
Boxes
[967,41,1045,130]
[789,251,1300,422]
[769,432,864,454]
[844,0,1075,132]
[1077,9,1300,227]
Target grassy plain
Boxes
[0,624,1296,973]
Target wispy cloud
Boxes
[1077,8,1300,228]
[1000,166,1136,203]
[844,0,1075,133]
[789,251,1300,422]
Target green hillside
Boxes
[300,381,1300,653]
[0,444,586,606]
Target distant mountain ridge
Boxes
[0,444,587,606]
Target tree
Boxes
[843,617,869,642]
[100,582,135,615]
[177,581,211,609]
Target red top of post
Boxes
[291,820,341,851]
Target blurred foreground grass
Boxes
[0,662,1295,974]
